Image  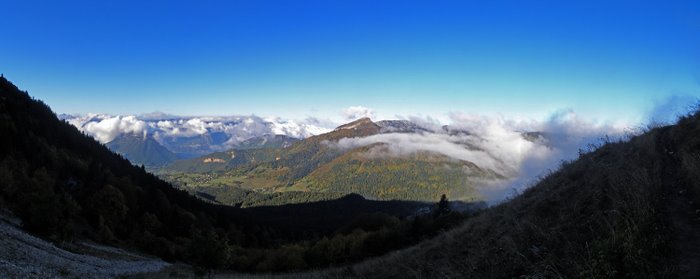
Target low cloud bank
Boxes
[334,133,531,178]
[65,106,665,203]
[475,109,629,202]
[66,115,147,144]
[65,114,332,153]
[331,109,627,203]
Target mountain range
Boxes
[67,111,559,207]
[2,76,699,278]
[0,76,456,275]
[155,116,541,207]
[61,113,330,158]
[60,103,564,212]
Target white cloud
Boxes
[342,106,375,121]
[74,115,148,143]
[329,109,626,203]
[66,114,331,150]
[333,133,525,178]
[66,109,627,203]
[265,116,331,139]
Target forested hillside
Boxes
[160,117,497,206]
[0,76,252,262]
[293,147,495,201]
[0,77,475,274]
[297,108,700,279]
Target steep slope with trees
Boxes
[292,146,492,201]
[0,76,249,262]
[297,109,700,279]
[0,77,470,275]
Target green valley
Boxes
[157,118,500,207]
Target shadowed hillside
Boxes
[4,75,699,278]
[0,77,477,276]
[128,109,700,279]
[283,109,700,278]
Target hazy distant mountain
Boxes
[157,131,230,158]
[166,147,280,173]
[236,134,299,150]
[155,134,299,173]
[63,113,331,158]
[106,133,178,167]
[376,120,432,133]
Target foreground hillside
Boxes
[0,77,474,275]
[0,212,168,278]
[261,110,699,278]
[133,108,699,278]
[5,75,698,277]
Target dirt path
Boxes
[658,130,700,278]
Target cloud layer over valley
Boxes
[63,108,630,202]
[63,114,332,156]
[331,109,628,202]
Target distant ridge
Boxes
[0,76,440,275]
[310,109,700,278]
[161,115,492,205]
[106,133,178,167]
[334,117,379,131]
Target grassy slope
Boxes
[262,112,700,279]
[159,118,386,205]
[290,145,494,202]
[161,118,380,183]
[165,148,280,173]
[270,117,382,183]
[236,135,299,150]
[162,118,499,205]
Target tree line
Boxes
[0,76,477,274]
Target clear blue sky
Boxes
[2,0,699,123]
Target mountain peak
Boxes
[335,117,376,131]
[106,132,178,167]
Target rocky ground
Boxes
[0,216,169,279]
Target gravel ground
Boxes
[0,220,170,279]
